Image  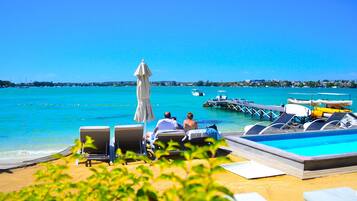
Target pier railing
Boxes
[203,99,284,121]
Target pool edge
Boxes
[225,128,357,179]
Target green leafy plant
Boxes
[1,138,234,201]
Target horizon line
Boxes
[2,79,357,84]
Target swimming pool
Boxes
[225,128,357,179]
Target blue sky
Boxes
[0,0,356,82]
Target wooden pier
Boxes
[203,99,284,121]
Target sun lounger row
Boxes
[79,125,209,166]
[244,113,296,135]
[79,125,145,166]
[244,112,354,135]
[303,112,349,131]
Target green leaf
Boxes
[2,138,234,200]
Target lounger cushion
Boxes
[304,187,357,201]
[186,129,207,140]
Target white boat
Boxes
[317,93,352,107]
[287,98,352,107]
[287,98,320,106]
[192,89,205,96]
[215,95,228,100]
[318,100,352,107]
[284,104,311,117]
[215,90,228,100]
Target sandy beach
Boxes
[1,154,357,201]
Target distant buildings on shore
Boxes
[0,79,356,88]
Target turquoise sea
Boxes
[0,86,356,162]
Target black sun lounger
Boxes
[114,124,145,155]
[304,112,347,131]
[244,113,296,135]
[79,126,110,167]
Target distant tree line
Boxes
[192,80,357,88]
[0,80,15,88]
[0,79,356,88]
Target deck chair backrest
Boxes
[155,130,186,146]
[271,113,295,128]
[80,126,110,155]
[326,112,346,123]
[349,113,357,119]
[115,124,143,154]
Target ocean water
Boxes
[0,86,356,162]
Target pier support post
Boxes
[269,111,273,121]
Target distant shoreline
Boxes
[1,80,357,88]
[1,86,357,89]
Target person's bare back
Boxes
[183,112,198,131]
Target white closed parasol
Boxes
[134,59,154,137]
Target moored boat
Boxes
[318,100,352,107]
[214,90,228,101]
[287,98,320,106]
[287,92,353,118]
[192,89,205,96]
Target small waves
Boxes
[197,119,234,124]
[17,103,133,108]
[93,114,131,120]
[0,149,63,164]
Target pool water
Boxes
[250,129,357,157]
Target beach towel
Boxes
[206,127,221,140]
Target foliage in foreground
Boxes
[0,138,234,201]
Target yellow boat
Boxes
[311,107,352,118]
[288,92,353,118]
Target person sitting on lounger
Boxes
[148,112,179,140]
[183,112,198,131]
[172,116,184,129]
